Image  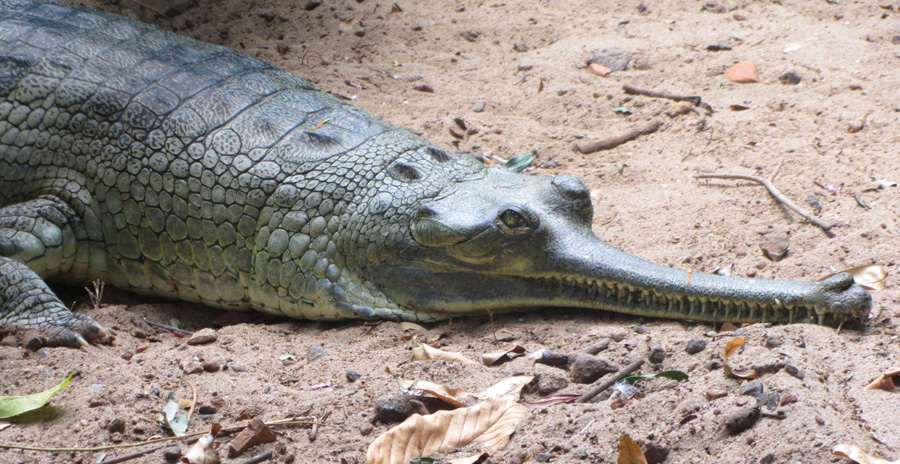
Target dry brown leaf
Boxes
[833,443,899,464]
[366,397,526,464]
[478,376,534,401]
[449,452,490,464]
[724,338,747,361]
[397,377,472,408]
[723,338,756,379]
[400,322,427,332]
[481,345,527,366]
[863,367,900,392]
[818,264,887,291]
[412,343,477,364]
[617,434,648,464]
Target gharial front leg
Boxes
[0,196,106,347]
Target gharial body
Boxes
[0,0,872,346]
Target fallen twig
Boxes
[576,359,645,403]
[695,173,836,237]
[241,450,275,464]
[573,120,662,154]
[0,417,318,453]
[143,318,193,336]
[623,83,701,106]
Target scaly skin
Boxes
[0,1,871,345]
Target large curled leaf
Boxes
[0,372,74,419]
[833,443,899,464]
[818,265,887,291]
[412,343,477,364]
[366,397,526,464]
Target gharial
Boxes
[0,0,872,347]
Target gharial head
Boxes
[366,154,872,326]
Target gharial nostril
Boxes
[551,175,590,201]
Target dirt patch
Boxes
[2,1,899,463]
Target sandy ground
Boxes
[2,0,900,463]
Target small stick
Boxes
[695,173,836,237]
[576,358,645,403]
[241,450,275,464]
[573,120,662,154]
[186,378,197,423]
[143,318,193,336]
[623,83,701,106]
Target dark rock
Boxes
[570,354,618,384]
[741,381,764,398]
[513,43,530,52]
[532,350,570,368]
[760,231,789,262]
[764,336,784,348]
[346,369,362,382]
[304,1,322,11]
[643,441,670,464]
[609,332,627,342]
[707,360,723,370]
[121,351,134,361]
[756,392,780,410]
[780,394,798,406]
[585,338,611,354]
[198,403,218,415]
[724,407,761,435]
[648,347,666,364]
[778,71,802,85]
[535,453,555,462]
[633,325,647,334]
[753,362,783,375]
[88,396,106,408]
[537,374,569,394]
[587,47,632,71]
[785,364,804,379]
[685,339,707,354]
[760,453,776,464]
[375,396,428,424]
[460,30,480,42]
[202,361,220,372]
[307,345,328,362]
[107,417,126,433]
[163,445,182,462]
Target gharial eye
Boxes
[498,208,531,233]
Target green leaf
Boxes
[410,457,440,464]
[0,372,74,419]
[612,105,634,115]
[623,370,689,384]
[503,151,536,172]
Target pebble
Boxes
[375,396,428,423]
[633,325,647,334]
[537,374,569,394]
[760,231,789,261]
[753,362,783,375]
[643,441,670,464]
[569,354,619,384]
[231,364,247,372]
[182,360,203,375]
[187,328,217,345]
[724,407,761,435]
[202,361,220,372]
[587,47,632,71]
[304,1,322,11]
[24,337,42,351]
[88,396,106,408]
[585,338,611,354]
[346,370,362,382]
[648,347,666,364]
[726,61,760,83]
[609,332,627,342]
[707,360,723,370]
[121,351,134,361]
[535,453,555,462]
[733,12,748,21]
[532,350,570,369]
[513,43,529,52]
[588,63,611,77]
[198,403,218,415]
[706,389,728,400]
[741,382,764,398]
[132,329,147,339]
[780,394,798,406]
[760,453,776,464]
[107,417,126,433]
[764,336,784,348]
[163,445,182,462]
[359,423,373,436]
[685,339,708,354]
[785,364,805,380]
[473,102,486,113]
[815,415,825,425]
[779,71,802,85]
[307,345,328,362]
